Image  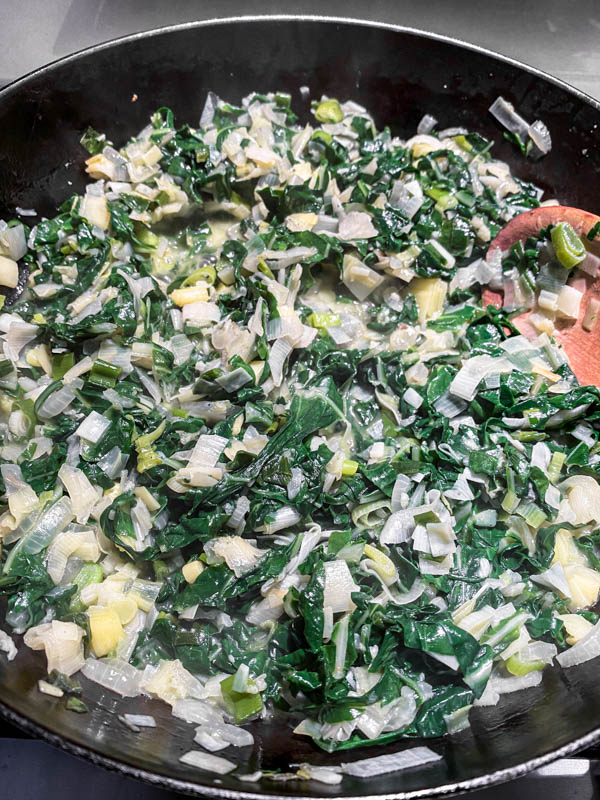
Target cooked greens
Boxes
[0,91,599,756]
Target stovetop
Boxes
[0,715,598,800]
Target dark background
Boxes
[0,0,599,99]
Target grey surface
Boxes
[1,0,600,99]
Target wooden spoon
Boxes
[481,206,600,386]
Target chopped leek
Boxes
[551,222,586,269]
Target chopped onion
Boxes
[0,223,27,261]
[24,621,84,676]
[323,560,358,614]
[97,445,128,480]
[342,254,384,301]
[169,334,194,366]
[341,746,441,777]
[75,410,110,443]
[433,391,468,419]
[122,713,156,728]
[403,387,423,409]
[557,620,600,667]
[417,114,438,135]
[82,657,143,697]
[136,368,162,405]
[256,505,301,535]
[528,119,552,156]
[205,536,265,577]
[475,669,543,707]
[380,510,414,544]
[188,434,228,468]
[227,495,250,531]
[46,528,99,584]
[200,91,219,127]
[98,340,132,373]
[182,301,221,326]
[63,356,94,383]
[390,474,412,512]
[287,467,303,500]
[263,246,317,268]
[215,367,253,393]
[268,338,293,388]
[6,320,38,361]
[179,750,236,775]
[556,285,582,319]
[489,97,530,139]
[0,629,17,661]
[4,497,73,571]
[338,212,377,240]
[58,464,99,524]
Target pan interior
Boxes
[1,16,600,799]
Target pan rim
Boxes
[1,14,600,799]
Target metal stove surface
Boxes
[0,717,598,800]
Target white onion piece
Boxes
[403,387,423,409]
[75,410,110,443]
[342,254,384,301]
[205,536,265,577]
[341,746,441,777]
[579,252,600,277]
[0,629,17,661]
[123,714,156,728]
[82,657,143,697]
[58,464,99,524]
[287,466,303,500]
[10,496,73,560]
[179,751,236,775]
[188,434,228,468]
[475,669,543,707]
[171,698,224,725]
[380,510,415,544]
[97,445,128,480]
[200,91,219,127]
[528,119,552,156]
[136,368,162,405]
[557,620,600,668]
[268,338,293,388]
[6,320,38,361]
[256,506,301,535]
[215,367,253,393]
[98,340,132,373]
[489,97,530,139]
[450,355,511,401]
[46,528,99,584]
[323,560,358,614]
[24,621,84,676]
[169,334,194,366]
[194,727,230,752]
[338,212,378,240]
[391,474,412,512]
[417,114,438,135]
[560,475,600,524]
[227,495,250,531]
[63,356,94,384]
[0,223,27,260]
[395,578,426,605]
[182,301,221,326]
[263,246,317,267]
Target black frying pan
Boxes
[1,15,600,799]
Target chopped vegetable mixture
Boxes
[0,91,600,760]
